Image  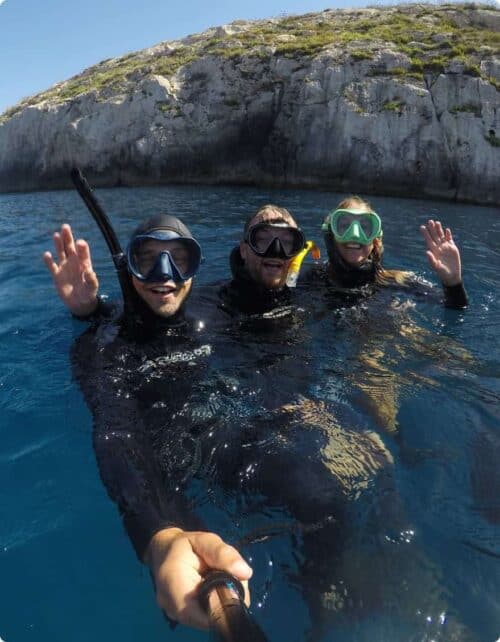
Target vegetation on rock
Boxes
[1,3,498,123]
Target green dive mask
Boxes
[322,208,383,245]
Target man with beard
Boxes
[44,215,252,630]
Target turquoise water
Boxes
[0,185,499,642]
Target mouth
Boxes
[147,284,177,298]
[344,243,363,249]
[262,259,285,269]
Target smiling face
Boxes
[335,239,374,267]
[130,239,193,317]
[239,208,298,290]
[331,200,377,268]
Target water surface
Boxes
[0,185,499,642]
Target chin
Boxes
[157,303,181,317]
[266,278,286,290]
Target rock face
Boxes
[0,3,499,204]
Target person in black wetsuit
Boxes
[43,216,253,631]
[304,195,470,434]
[218,204,306,319]
[309,195,468,309]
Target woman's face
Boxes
[335,240,374,267]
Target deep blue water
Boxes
[0,184,499,642]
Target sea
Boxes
[0,184,499,642]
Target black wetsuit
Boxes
[72,300,212,559]
[218,247,297,320]
[304,244,468,310]
[72,262,474,639]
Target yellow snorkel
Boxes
[286,241,321,287]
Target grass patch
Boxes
[2,3,499,120]
[484,130,500,147]
[350,50,374,61]
[381,99,405,112]
[449,103,481,115]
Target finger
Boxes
[76,239,94,270]
[157,568,210,630]
[426,250,440,271]
[419,225,438,250]
[83,269,99,291]
[177,599,210,630]
[61,224,77,257]
[434,220,445,241]
[191,533,253,580]
[43,251,59,277]
[53,232,67,263]
[241,579,251,608]
[423,219,440,246]
[444,227,453,243]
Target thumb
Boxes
[191,533,253,580]
[83,269,99,291]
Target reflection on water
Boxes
[0,185,499,642]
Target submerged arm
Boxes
[72,333,251,629]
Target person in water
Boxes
[44,210,473,639]
[43,216,253,630]
[218,203,306,317]
[316,195,467,308]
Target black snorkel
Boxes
[70,168,136,316]
[198,571,269,642]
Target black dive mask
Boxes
[127,231,202,283]
[245,222,305,260]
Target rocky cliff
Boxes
[0,3,499,204]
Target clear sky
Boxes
[0,0,497,115]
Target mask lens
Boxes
[128,236,201,282]
[248,224,305,258]
[359,215,375,237]
[335,213,355,236]
[330,210,381,244]
[132,240,161,275]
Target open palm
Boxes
[420,219,462,287]
[43,224,99,316]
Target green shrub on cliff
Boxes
[1,3,499,122]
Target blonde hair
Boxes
[244,204,297,236]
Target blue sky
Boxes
[0,0,497,115]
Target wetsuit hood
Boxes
[324,232,378,288]
[123,213,197,337]
[131,213,195,240]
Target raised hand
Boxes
[147,528,252,630]
[419,219,462,287]
[43,224,99,316]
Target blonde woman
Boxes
[317,195,467,308]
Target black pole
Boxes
[70,168,123,261]
[198,571,270,642]
[70,168,135,316]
